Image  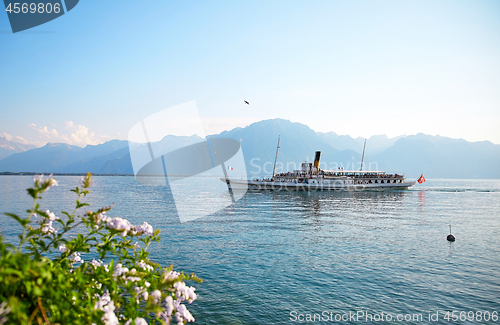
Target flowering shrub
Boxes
[0,173,201,324]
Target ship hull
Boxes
[223,178,415,191]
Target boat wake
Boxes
[408,188,500,193]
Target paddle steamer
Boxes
[222,137,415,191]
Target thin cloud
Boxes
[9,122,113,147]
[2,132,30,145]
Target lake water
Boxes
[1,176,499,324]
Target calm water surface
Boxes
[1,176,499,324]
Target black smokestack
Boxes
[314,151,321,169]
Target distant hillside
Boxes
[0,143,83,173]
[0,120,499,178]
[99,135,203,174]
[318,132,406,156]
[0,136,204,175]
[0,136,36,159]
[370,134,500,179]
[0,141,131,174]
[212,119,361,175]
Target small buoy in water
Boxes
[447,224,455,242]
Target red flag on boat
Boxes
[417,174,426,184]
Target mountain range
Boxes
[0,119,499,179]
[0,137,36,160]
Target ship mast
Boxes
[271,135,280,181]
[360,139,366,171]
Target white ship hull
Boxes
[223,178,416,191]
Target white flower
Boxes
[33,174,44,183]
[134,318,147,325]
[134,222,153,236]
[91,259,103,269]
[48,176,58,188]
[95,292,120,325]
[150,289,162,304]
[175,312,183,324]
[165,296,174,316]
[163,271,180,282]
[33,174,58,190]
[136,260,154,272]
[96,212,108,224]
[38,210,59,234]
[45,210,58,221]
[0,301,12,324]
[37,210,59,234]
[91,281,102,290]
[94,292,111,310]
[107,217,133,236]
[132,242,140,250]
[156,311,170,323]
[177,304,195,322]
[101,301,119,325]
[173,282,197,303]
[113,263,129,277]
[69,252,83,265]
[41,221,57,234]
[58,244,68,253]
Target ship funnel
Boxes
[314,151,321,169]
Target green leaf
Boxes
[76,200,90,209]
[5,213,30,226]
[26,188,38,199]
[33,285,42,296]
[1,268,23,277]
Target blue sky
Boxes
[1,0,499,147]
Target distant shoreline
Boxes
[1,172,499,180]
[0,172,134,177]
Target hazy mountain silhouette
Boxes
[371,134,500,178]
[0,136,36,159]
[212,119,361,175]
[0,119,498,178]
[0,143,82,173]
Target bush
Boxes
[0,173,201,324]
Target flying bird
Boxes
[244,100,250,105]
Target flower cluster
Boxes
[154,271,198,324]
[92,262,198,324]
[33,174,58,191]
[69,252,84,266]
[174,282,197,304]
[157,295,196,325]
[0,173,201,324]
[101,301,119,325]
[163,271,181,282]
[105,217,154,237]
[58,243,68,253]
[36,210,59,234]
[136,260,154,272]
[0,301,11,325]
